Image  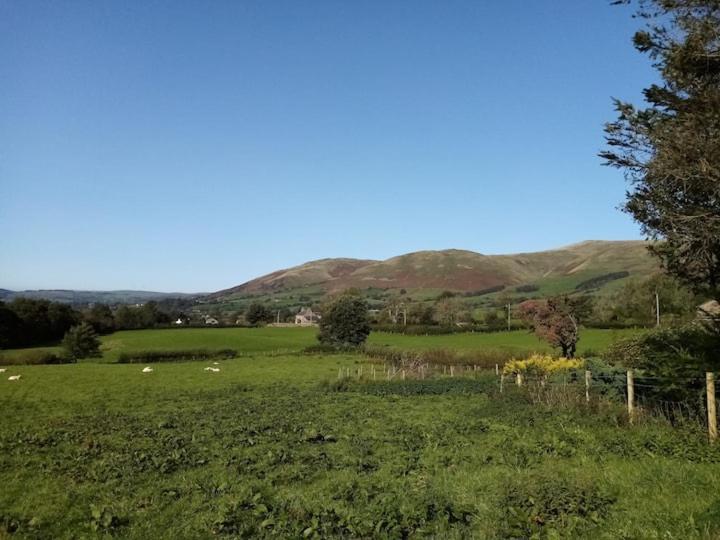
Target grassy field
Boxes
[369,328,640,355]
[1,326,645,364]
[1,352,719,538]
[3,326,715,538]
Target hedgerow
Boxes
[116,348,237,363]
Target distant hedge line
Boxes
[371,324,526,335]
[117,348,237,363]
[0,351,73,366]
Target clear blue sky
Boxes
[1,1,655,292]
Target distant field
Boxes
[1,327,643,364]
[368,328,641,355]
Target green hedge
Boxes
[0,351,72,365]
[116,348,237,364]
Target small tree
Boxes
[518,296,591,358]
[318,293,370,347]
[245,302,273,326]
[84,304,115,334]
[484,310,505,331]
[62,322,101,361]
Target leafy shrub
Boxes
[604,324,720,372]
[62,322,101,360]
[116,348,237,363]
[0,350,71,365]
[604,324,720,412]
[503,354,584,377]
[500,473,616,537]
[318,294,370,347]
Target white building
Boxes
[295,307,320,326]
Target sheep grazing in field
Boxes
[204,367,220,373]
[213,362,220,365]
[0,368,7,373]
[8,375,21,381]
[142,366,153,373]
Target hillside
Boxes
[209,240,658,305]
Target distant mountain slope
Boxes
[210,240,657,301]
[0,289,200,305]
[213,258,377,296]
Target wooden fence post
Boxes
[338,367,342,379]
[516,373,523,386]
[707,372,717,443]
[585,370,591,403]
[627,370,635,423]
[500,373,504,393]
[495,364,499,376]
[402,369,406,381]
[450,365,454,378]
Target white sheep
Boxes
[0,368,7,373]
[8,375,21,381]
[204,367,220,372]
[142,366,153,373]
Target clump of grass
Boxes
[116,348,237,363]
[500,472,616,537]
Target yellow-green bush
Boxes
[503,353,584,377]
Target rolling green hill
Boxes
[207,240,658,309]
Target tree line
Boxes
[0,298,193,349]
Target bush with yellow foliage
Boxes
[503,353,584,378]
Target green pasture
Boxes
[1,354,718,538]
[369,328,641,355]
[2,326,645,365]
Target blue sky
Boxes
[0,1,655,292]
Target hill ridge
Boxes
[210,240,654,300]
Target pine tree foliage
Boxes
[601,0,720,298]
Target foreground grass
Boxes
[1,356,718,538]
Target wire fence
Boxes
[337,362,720,443]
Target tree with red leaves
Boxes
[518,296,592,358]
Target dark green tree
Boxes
[601,0,720,299]
[114,305,141,329]
[245,302,273,325]
[0,302,22,348]
[484,309,505,331]
[62,322,102,360]
[318,293,370,347]
[84,304,116,334]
